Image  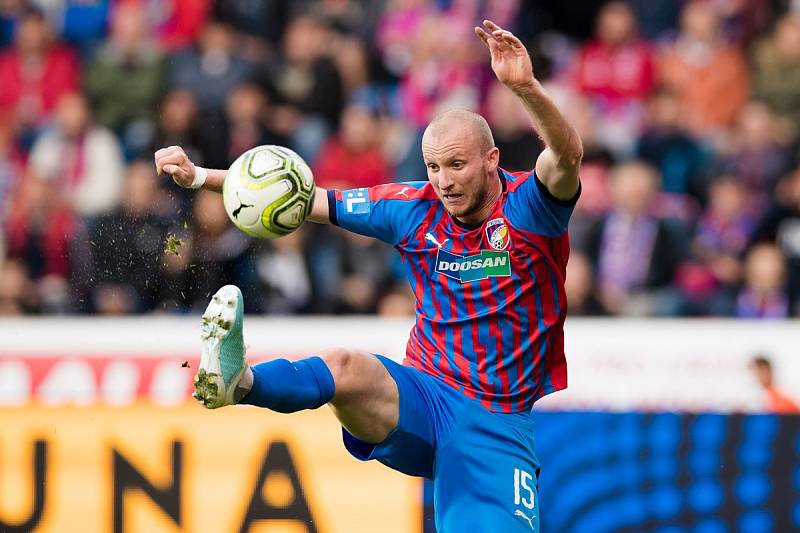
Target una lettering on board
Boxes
[0,438,317,532]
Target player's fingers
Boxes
[158,152,192,174]
[155,146,185,173]
[156,155,176,175]
[162,163,184,177]
[498,30,524,48]
[164,165,194,187]
[485,36,501,56]
[154,148,169,173]
[483,19,504,33]
[474,26,492,45]
[159,146,186,163]
[490,32,510,53]
[155,145,181,160]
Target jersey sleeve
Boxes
[503,169,581,237]
[327,183,427,246]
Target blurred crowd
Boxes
[2,0,800,319]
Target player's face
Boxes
[423,131,499,222]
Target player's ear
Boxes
[486,147,500,172]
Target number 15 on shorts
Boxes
[513,468,535,509]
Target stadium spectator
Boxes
[146,89,204,166]
[90,160,171,313]
[635,88,709,198]
[330,31,370,99]
[304,0,383,39]
[313,104,392,190]
[398,14,482,129]
[750,167,800,314]
[376,0,435,77]
[752,13,800,132]
[84,1,165,155]
[626,0,682,40]
[377,282,415,316]
[679,175,753,315]
[304,227,396,314]
[4,173,78,312]
[0,10,79,141]
[484,80,541,173]
[168,20,255,121]
[657,0,749,136]
[585,161,684,316]
[259,15,343,161]
[718,101,794,208]
[575,1,654,107]
[28,91,124,217]
[0,258,37,314]
[333,232,396,314]
[203,83,287,170]
[736,243,789,318]
[749,355,800,413]
[144,89,205,210]
[561,93,615,250]
[572,1,654,154]
[45,0,110,54]
[713,0,777,47]
[184,189,252,311]
[564,251,607,316]
[0,121,23,224]
[149,0,212,53]
[213,0,288,43]
[254,226,313,314]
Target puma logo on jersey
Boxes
[514,510,537,530]
[425,232,449,248]
[395,186,411,198]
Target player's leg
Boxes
[193,285,398,443]
[433,401,541,532]
[245,346,399,443]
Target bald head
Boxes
[423,109,495,154]
[421,108,502,225]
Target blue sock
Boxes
[241,357,335,413]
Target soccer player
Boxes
[154,20,582,532]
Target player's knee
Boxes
[320,347,387,402]
[320,347,357,393]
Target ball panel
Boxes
[272,200,306,230]
[248,148,288,179]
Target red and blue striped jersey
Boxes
[328,168,579,413]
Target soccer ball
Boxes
[222,145,315,239]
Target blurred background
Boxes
[0,0,799,532]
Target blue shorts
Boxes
[342,355,541,532]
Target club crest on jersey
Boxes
[485,218,510,250]
[435,249,511,282]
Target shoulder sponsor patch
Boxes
[435,249,511,282]
[485,217,510,250]
[343,188,370,214]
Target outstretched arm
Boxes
[475,20,582,201]
[153,145,331,223]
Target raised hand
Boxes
[154,145,197,188]
[474,20,534,93]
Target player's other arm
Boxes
[153,145,331,224]
[476,20,582,201]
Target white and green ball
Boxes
[222,145,315,239]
